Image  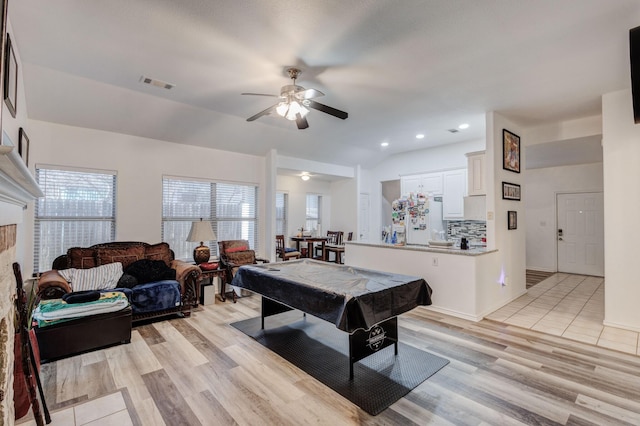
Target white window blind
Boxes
[305,194,322,233]
[162,177,259,260]
[34,167,117,272]
[275,192,288,236]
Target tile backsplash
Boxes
[447,220,486,246]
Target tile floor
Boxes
[486,273,640,355]
[17,391,134,426]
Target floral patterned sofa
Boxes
[37,241,201,322]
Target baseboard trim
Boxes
[526,267,556,273]
[426,306,483,322]
[602,320,640,333]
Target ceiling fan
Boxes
[242,67,348,130]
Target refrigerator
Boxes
[390,194,444,245]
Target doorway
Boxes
[556,192,604,276]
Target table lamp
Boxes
[186,218,216,264]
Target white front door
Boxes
[557,192,604,276]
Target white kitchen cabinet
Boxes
[422,173,443,195]
[466,151,486,196]
[401,174,422,196]
[463,195,486,220]
[401,172,443,196]
[443,169,466,220]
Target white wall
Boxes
[276,174,332,240]
[26,120,267,273]
[522,115,602,145]
[329,177,357,238]
[525,163,603,272]
[602,89,640,332]
[486,112,526,296]
[1,20,32,270]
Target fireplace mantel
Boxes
[0,146,42,207]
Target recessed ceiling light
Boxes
[458,123,469,130]
[416,134,425,139]
[381,142,389,147]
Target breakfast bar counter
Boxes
[345,241,496,256]
[345,241,521,322]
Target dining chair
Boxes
[276,235,301,261]
[313,231,342,259]
[324,231,352,264]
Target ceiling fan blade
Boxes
[296,114,309,130]
[307,100,348,120]
[241,92,279,97]
[295,88,324,100]
[246,104,278,121]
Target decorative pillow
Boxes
[96,246,145,270]
[224,250,255,265]
[145,242,173,266]
[125,259,176,284]
[225,245,249,254]
[59,262,123,292]
[67,247,97,269]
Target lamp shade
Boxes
[187,219,216,242]
[187,219,216,264]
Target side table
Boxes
[199,268,236,303]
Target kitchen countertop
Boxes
[345,240,496,256]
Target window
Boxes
[275,192,288,236]
[305,194,322,233]
[34,167,117,272]
[162,177,259,260]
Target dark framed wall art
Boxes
[508,211,517,230]
[18,127,29,166]
[502,181,521,201]
[503,129,520,173]
[3,32,16,118]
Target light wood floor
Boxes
[526,270,555,289]
[20,295,640,425]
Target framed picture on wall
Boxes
[503,129,520,173]
[508,211,517,230]
[502,181,521,201]
[18,127,29,166]
[3,33,17,118]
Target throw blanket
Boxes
[33,291,129,327]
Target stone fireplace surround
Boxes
[0,223,17,424]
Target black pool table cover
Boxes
[231,259,433,333]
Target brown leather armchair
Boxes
[218,240,269,302]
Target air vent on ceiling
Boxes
[140,75,174,90]
[447,129,459,133]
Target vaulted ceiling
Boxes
[9,1,640,168]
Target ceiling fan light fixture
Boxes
[276,101,309,121]
[286,101,308,121]
[243,66,347,128]
[276,102,289,117]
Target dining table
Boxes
[290,235,329,260]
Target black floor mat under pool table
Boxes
[231,311,449,416]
